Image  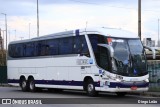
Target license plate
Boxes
[131,86,137,90]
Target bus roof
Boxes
[9,27,139,44]
[82,27,138,38]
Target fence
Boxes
[148,60,160,91]
[0,66,7,84]
[0,61,159,91]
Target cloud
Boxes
[0,0,138,16]
[0,0,36,16]
[1,2,140,40]
[1,0,160,43]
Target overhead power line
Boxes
[68,0,160,13]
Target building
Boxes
[143,38,155,47]
[157,40,160,47]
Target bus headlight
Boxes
[116,78,121,82]
[144,79,149,82]
[108,75,123,82]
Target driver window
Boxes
[88,34,109,71]
[98,46,110,71]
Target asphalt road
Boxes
[0,87,159,107]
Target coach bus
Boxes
[7,28,155,96]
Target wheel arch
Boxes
[19,75,26,86]
[83,75,94,91]
[27,75,34,81]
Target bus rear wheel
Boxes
[86,79,98,97]
[28,78,36,92]
[20,78,28,92]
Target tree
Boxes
[0,50,6,66]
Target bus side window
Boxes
[16,44,23,57]
[81,36,90,57]
[73,36,90,57]
[59,37,73,55]
[99,46,110,71]
[88,34,109,70]
[46,39,59,55]
[24,42,35,57]
[9,44,16,58]
[35,41,46,56]
[73,36,81,54]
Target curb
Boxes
[0,85,160,97]
[129,92,160,97]
[141,93,160,97]
[0,84,13,87]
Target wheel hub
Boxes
[30,81,34,90]
[22,81,26,88]
[88,84,94,92]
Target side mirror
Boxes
[98,44,114,57]
[144,46,156,59]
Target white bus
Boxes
[7,28,151,96]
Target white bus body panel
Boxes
[7,28,149,92]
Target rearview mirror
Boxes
[98,44,114,57]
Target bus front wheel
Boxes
[86,79,98,97]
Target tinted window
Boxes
[73,35,90,57]
[9,44,24,58]
[46,39,59,55]
[8,44,16,57]
[8,35,90,58]
[16,44,23,57]
[81,36,89,54]
[89,34,110,70]
[35,41,46,56]
[24,42,35,57]
[73,36,82,54]
[59,37,73,55]
[89,34,106,53]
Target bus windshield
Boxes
[111,38,147,76]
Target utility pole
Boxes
[15,30,16,40]
[37,0,39,37]
[8,30,10,43]
[1,13,7,50]
[158,19,159,46]
[1,30,5,49]
[138,0,141,40]
[29,23,31,39]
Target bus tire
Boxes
[116,92,127,97]
[28,78,36,92]
[86,79,98,97]
[20,78,28,92]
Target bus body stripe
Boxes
[8,79,148,88]
[108,82,149,88]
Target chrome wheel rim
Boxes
[88,84,94,93]
[30,81,34,90]
[22,81,26,88]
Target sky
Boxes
[0,0,160,46]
